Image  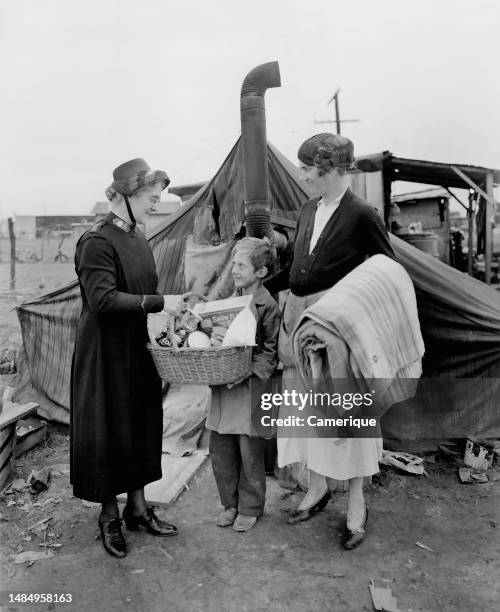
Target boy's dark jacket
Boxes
[206,284,281,438]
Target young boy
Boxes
[207,237,281,532]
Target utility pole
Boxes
[314,88,360,134]
[8,217,15,291]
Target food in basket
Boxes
[186,331,211,348]
[193,295,256,346]
[177,309,202,333]
[148,295,256,350]
[155,331,172,347]
[199,319,213,336]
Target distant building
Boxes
[36,216,95,237]
[391,187,450,263]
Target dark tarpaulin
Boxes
[14,138,500,446]
[383,235,500,444]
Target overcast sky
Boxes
[1,0,499,216]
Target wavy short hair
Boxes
[232,237,277,279]
[298,133,356,176]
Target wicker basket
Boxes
[147,343,252,385]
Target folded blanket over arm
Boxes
[292,254,425,416]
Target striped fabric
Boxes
[292,254,424,410]
[294,254,424,380]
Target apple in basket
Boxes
[186,331,211,348]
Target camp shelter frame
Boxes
[355,153,500,283]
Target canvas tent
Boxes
[14,138,500,444]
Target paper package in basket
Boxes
[192,295,257,347]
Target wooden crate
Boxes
[0,402,38,490]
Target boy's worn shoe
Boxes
[233,514,258,532]
[216,507,237,527]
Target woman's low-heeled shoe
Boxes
[287,491,331,525]
[98,513,127,558]
[343,506,369,550]
[123,505,178,537]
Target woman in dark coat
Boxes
[71,158,180,558]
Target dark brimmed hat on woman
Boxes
[105,158,170,228]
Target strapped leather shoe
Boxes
[287,491,331,525]
[343,505,369,550]
[98,513,127,558]
[123,505,178,537]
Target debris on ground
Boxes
[416,541,434,552]
[50,463,70,477]
[28,467,52,493]
[369,579,400,612]
[13,550,54,564]
[463,437,495,472]
[14,418,47,458]
[380,450,426,475]
[458,467,489,484]
[81,500,99,508]
[7,478,27,492]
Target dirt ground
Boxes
[1,240,499,611]
[0,426,499,612]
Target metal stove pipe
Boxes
[240,61,281,240]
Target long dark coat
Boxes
[70,213,164,502]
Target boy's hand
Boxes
[226,372,251,389]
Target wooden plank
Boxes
[442,186,469,212]
[485,172,494,284]
[468,192,475,275]
[451,165,498,207]
[117,450,209,508]
[0,402,38,430]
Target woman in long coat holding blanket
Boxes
[71,158,180,558]
[277,134,396,549]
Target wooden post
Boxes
[8,217,15,291]
[467,192,474,276]
[334,91,341,135]
[485,172,494,284]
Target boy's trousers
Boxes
[209,431,268,516]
